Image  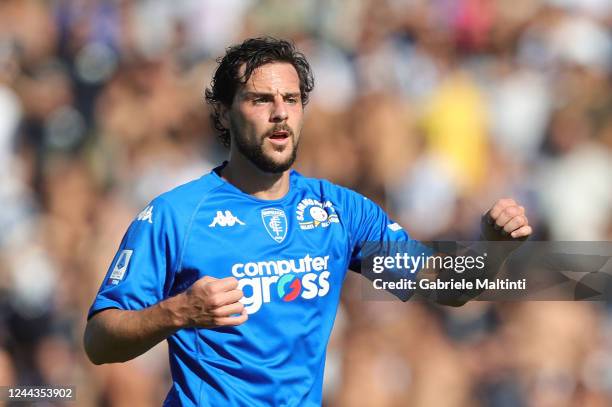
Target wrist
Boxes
[158,294,189,330]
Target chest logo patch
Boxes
[296,198,339,230]
[261,208,288,243]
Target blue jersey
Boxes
[88,164,415,406]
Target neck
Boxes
[221,152,291,200]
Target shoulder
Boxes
[158,169,224,207]
[142,170,224,226]
[292,170,370,207]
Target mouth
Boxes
[267,130,290,145]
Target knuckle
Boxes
[202,282,216,295]
[209,282,224,294]
[189,283,206,298]
[504,206,518,216]
[193,278,208,290]
[497,198,513,209]
[508,216,519,227]
[207,294,222,308]
[513,215,524,226]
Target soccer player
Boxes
[84,37,532,406]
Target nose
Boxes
[270,95,288,123]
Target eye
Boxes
[253,97,268,105]
[285,96,299,104]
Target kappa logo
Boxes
[209,210,246,227]
[296,198,339,230]
[261,208,288,243]
[387,222,403,232]
[137,205,154,223]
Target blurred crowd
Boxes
[0,0,611,406]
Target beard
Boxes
[232,123,298,173]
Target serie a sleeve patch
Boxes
[108,249,133,285]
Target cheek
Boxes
[232,110,263,133]
[289,107,304,127]
[243,108,271,126]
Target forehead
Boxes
[240,62,300,93]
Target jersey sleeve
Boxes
[342,188,433,301]
[344,190,410,270]
[87,197,182,319]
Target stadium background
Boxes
[0,0,611,405]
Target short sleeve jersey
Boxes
[88,164,415,406]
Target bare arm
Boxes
[84,276,247,365]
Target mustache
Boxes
[265,124,294,137]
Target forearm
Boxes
[84,294,186,364]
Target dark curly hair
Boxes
[204,37,314,148]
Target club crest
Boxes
[261,208,288,243]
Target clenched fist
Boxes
[174,276,248,329]
[482,198,533,241]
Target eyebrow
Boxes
[243,91,301,98]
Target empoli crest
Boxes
[261,208,288,243]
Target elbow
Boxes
[87,355,105,366]
[83,316,135,365]
[83,325,102,365]
[83,320,112,365]
[85,349,106,366]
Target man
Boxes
[84,37,532,406]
